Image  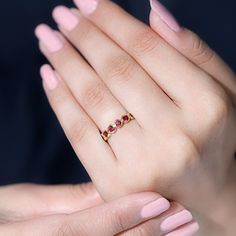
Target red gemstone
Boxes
[108,125,117,133]
[115,119,122,127]
[122,115,129,122]
[103,131,109,137]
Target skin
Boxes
[0,183,191,235]
[35,0,236,235]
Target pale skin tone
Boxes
[0,183,192,235]
[34,0,236,235]
[0,2,203,235]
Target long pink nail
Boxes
[161,210,193,232]
[35,24,63,52]
[149,0,180,32]
[141,198,170,218]
[165,222,200,236]
[40,65,58,90]
[53,6,79,31]
[73,0,98,15]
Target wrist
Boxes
[196,161,236,235]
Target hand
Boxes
[35,0,236,234]
[0,183,102,223]
[0,185,194,236]
[149,0,236,105]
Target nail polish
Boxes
[160,210,193,232]
[40,64,58,90]
[149,0,180,32]
[141,198,170,218]
[35,24,63,52]
[165,222,200,236]
[73,0,98,15]
[53,6,79,31]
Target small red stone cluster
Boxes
[101,113,134,141]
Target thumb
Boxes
[29,182,103,213]
[0,192,171,236]
[0,183,103,222]
[149,0,236,103]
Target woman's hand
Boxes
[0,183,102,223]
[149,0,236,104]
[0,185,195,236]
[35,0,236,234]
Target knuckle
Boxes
[191,34,215,65]
[170,132,200,167]
[203,92,231,126]
[113,212,127,232]
[106,55,137,82]
[72,23,93,46]
[131,29,159,56]
[51,47,78,71]
[109,206,130,232]
[50,89,68,109]
[83,82,107,108]
[68,120,89,145]
[54,219,79,236]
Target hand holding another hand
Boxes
[35,0,236,235]
[0,183,196,235]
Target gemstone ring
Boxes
[100,113,135,142]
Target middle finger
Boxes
[73,0,220,109]
[52,6,177,128]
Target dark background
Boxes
[0,0,235,185]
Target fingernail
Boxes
[40,64,58,90]
[35,24,63,52]
[165,222,200,236]
[141,198,170,218]
[149,0,180,32]
[161,210,193,232]
[74,0,98,15]
[53,6,79,31]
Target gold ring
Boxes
[100,113,135,142]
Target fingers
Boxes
[35,24,127,133]
[120,219,199,236]
[68,192,171,235]
[149,0,236,104]
[0,192,170,235]
[120,201,199,236]
[73,0,220,108]
[0,183,103,223]
[162,222,199,236]
[35,25,144,150]
[52,6,176,127]
[40,64,116,177]
[0,192,199,236]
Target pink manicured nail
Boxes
[35,24,63,52]
[40,65,58,90]
[53,6,79,31]
[141,198,170,218]
[149,0,180,32]
[74,0,98,15]
[161,210,193,232]
[165,222,200,236]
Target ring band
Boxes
[101,113,135,142]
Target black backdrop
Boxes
[0,0,235,185]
